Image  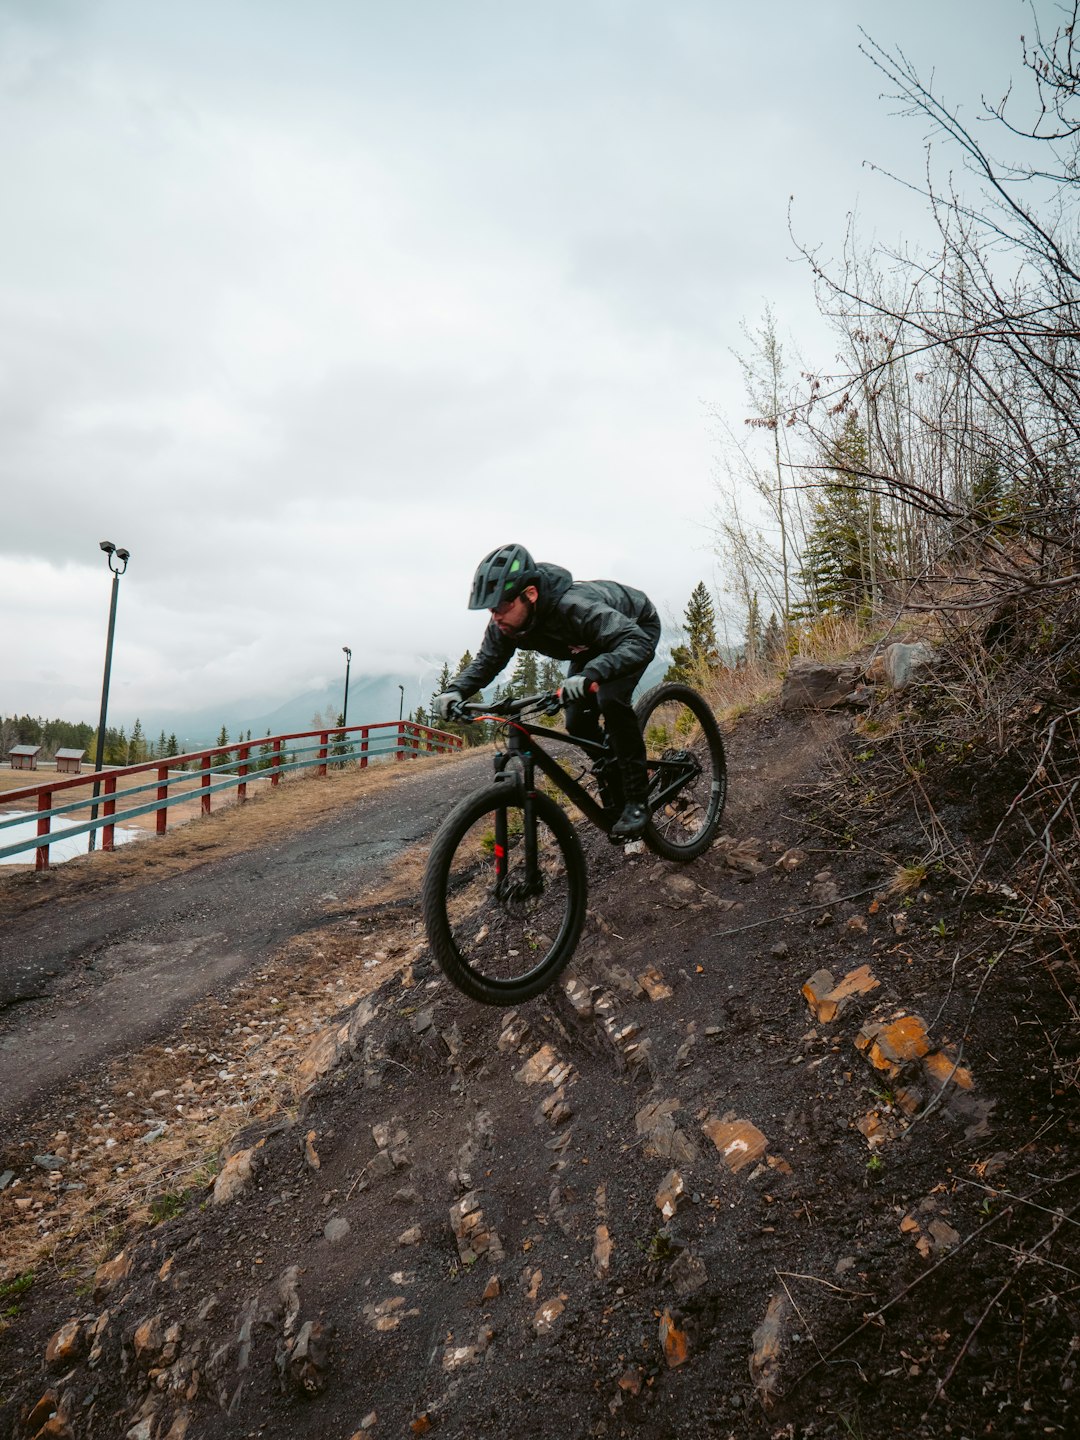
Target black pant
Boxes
[563,665,650,800]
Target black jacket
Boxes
[452,563,661,696]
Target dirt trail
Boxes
[0,699,1074,1440]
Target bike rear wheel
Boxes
[421,783,588,1005]
[635,682,727,861]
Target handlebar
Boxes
[449,691,562,722]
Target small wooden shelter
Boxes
[55,748,87,774]
[9,744,41,771]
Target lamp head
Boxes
[115,548,130,562]
[343,646,351,659]
[100,540,116,554]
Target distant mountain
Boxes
[126,673,420,753]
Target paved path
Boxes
[0,752,491,1118]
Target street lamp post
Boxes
[397,684,404,721]
[341,646,352,726]
[88,540,130,853]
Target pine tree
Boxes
[798,416,892,616]
[744,592,763,663]
[128,718,145,765]
[511,650,540,696]
[665,582,720,682]
[430,663,452,718]
[106,726,127,765]
[762,611,784,663]
[166,734,180,758]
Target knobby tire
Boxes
[422,783,588,1006]
[635,681,727,861]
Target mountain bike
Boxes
[421,682,726,1006]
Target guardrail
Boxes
[0,719,464,870]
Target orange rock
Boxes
[658,1308,689,1367]
[93,1250,132,1303]
[638,968,673,1002]
[923,1050,974,1090]
[863,1015,931,1072]
[702,1118,768,1172]
[618,1367,642,1394]
[45,1320,83,1369]
[803,965,879,1023]
[533,1296,566,1334]
[801,970,836,1020]
[592,1225,613,1278]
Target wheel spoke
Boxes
[424,789,585,1001]
[635,683,726,861]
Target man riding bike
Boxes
[432,543,662,839]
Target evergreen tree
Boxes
[430,663,452,718]
[798,416,892,616]
[744,592,763,663]
[106,726,127,765]
[762,611,785,663]
[665,582,720,682]
[511,649,540,696]
[128,718,146,765]
[166,734,180,758]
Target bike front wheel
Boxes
[421,783,588,1005]
[635,682,727,861]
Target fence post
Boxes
[156,766,169,835]
[103,775,117,850]
[318,732,329,777]
[201,755,212,815]
[360,727,369,769]
[396,722,404,761]
[238,744,250,803]
[35,787,52,872]
[272,739,282,786]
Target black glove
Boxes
[432,691,462,721]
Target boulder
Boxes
[882,641,936,689]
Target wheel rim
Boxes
[441,802,577,988]
[642,695,722,850]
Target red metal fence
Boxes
[0,719,463,870]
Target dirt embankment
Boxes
[0,697,1076,1440]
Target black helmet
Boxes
[468,543,539,610]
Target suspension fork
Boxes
[491,738,540,893]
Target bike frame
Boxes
[463,695,699,891]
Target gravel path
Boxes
[0,751,491,1119]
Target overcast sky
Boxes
[1,0,1033,725]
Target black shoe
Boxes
[611,801,649,839]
